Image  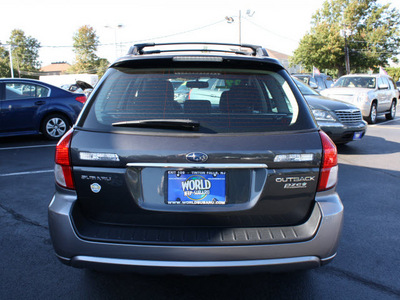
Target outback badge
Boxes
[186,152,208,163]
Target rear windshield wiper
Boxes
[112,119,200,131]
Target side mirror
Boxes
[378,83,389,90]
[309,81,318,89]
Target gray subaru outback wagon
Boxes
[48,42,343,275]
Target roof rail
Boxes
[127,42,269,57]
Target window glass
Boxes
[388,78,395,90]
[83,68,311,133]
[325,77,334,88]
[380,77,390,88]
[293,78,319,96]
[316,77,325,89]
[334,77,376,88]
[377,77,384,88]
[5,83,49,100]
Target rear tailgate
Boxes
[70,129,322,231]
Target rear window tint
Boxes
[82,68,313,133]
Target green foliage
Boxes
[69,25,110,75]
[291,0,400,77]
[0,45,12,77]
[386,67,400,82]
[96,58,110,78]
[7,29,41,77]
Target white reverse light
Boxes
[274,154,314,162]
[79,152,120,161]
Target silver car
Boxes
[321,74,398,124]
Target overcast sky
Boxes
[1,0,399,66]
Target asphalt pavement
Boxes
[0,115,399,299]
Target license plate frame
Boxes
[166,170,226,205]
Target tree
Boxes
[70,25,101,74]
[96,58,110,78]
[291,0,400,77]
[0,45,11,77]
[7,29,41,77]
[386,67,400,82]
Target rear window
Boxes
[81,68,314,134]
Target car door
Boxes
[325,76,334,89]
[315,76,326,91]
[0,82,49,134]
[376,77,389,112]
[387,78,398,102]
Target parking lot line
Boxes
[0,144,57,151]
[369,118,400,127]
[0,170,54,177]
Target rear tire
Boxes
[385,101,396,120]
[41,114,70,140]
[366,103,377,124]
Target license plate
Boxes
[166,170,226,205]
[353,131,363,140]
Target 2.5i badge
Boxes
[90,183,101,193]
[276,176,315,189]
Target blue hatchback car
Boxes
[0,78,86,139]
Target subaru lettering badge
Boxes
[90,183,101,193]
[186,152,208,163]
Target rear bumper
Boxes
[48,188,343,274]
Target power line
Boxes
[243,18,299,43]
[38,19,227,49]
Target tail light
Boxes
[54,128,75,189]
[75,96,87,104]
[318,131,338,192]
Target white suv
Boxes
[321,74,398,124]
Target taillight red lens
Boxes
[318,131,338,192]
[55,128,75,189]
[75,96,87,104]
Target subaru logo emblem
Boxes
[186,152,208,163]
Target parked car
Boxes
[292,73,334,92]
[49,42,343,275]
[294,78,366,144]
[61,80,93,97]
[0,78,86,139]
[174,78,229,104]
[321,74,398,124]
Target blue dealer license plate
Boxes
[166,171,226,205]
[353,131,363,140]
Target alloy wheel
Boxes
[46,117,67,138]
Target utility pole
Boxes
[226,10,255,45]
[105,24,124,59]
[3,44,15,78]
[344,35,350,74]
[9,44,14,78]
[238,10,242,45]
[340,28,351,75]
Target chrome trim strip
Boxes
[320,253,337,263]
[126,163,268,169]
[72,255,320,268]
